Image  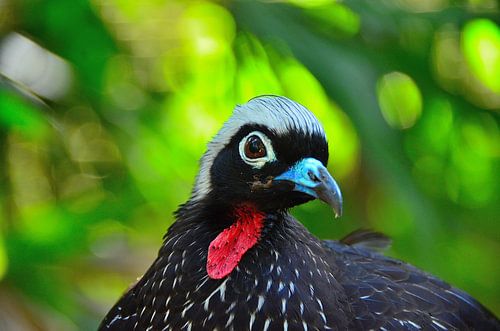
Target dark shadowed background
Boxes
[0,0,499,329]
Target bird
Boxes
[99,96,499,330]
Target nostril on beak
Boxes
[308,170,320,183]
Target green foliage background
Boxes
[0,0,499,329]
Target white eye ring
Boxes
[239,131,276,169]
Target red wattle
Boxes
[207,204,265,279]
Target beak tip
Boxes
[333,204,343,219]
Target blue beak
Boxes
[274,158,343,218]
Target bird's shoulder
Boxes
[322,231,500,331]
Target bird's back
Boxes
[324,239,500,330]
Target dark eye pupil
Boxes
[249,138,261,153]
[245,135,266,159]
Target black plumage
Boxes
[100,96,499,331]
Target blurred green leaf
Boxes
[0,90,48,139]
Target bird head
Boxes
[191,95,342,217]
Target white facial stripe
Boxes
[238,131,276,169]
[191,96,326,201]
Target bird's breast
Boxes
[133,222,352,330]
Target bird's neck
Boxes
[206,203,265,279]
[176,200,285,280]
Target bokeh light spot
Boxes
[377,72,423,129]
[181,2,235,58]
[462,19,500,93]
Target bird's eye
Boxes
[238,131,276,168]
[244,135,267,159]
